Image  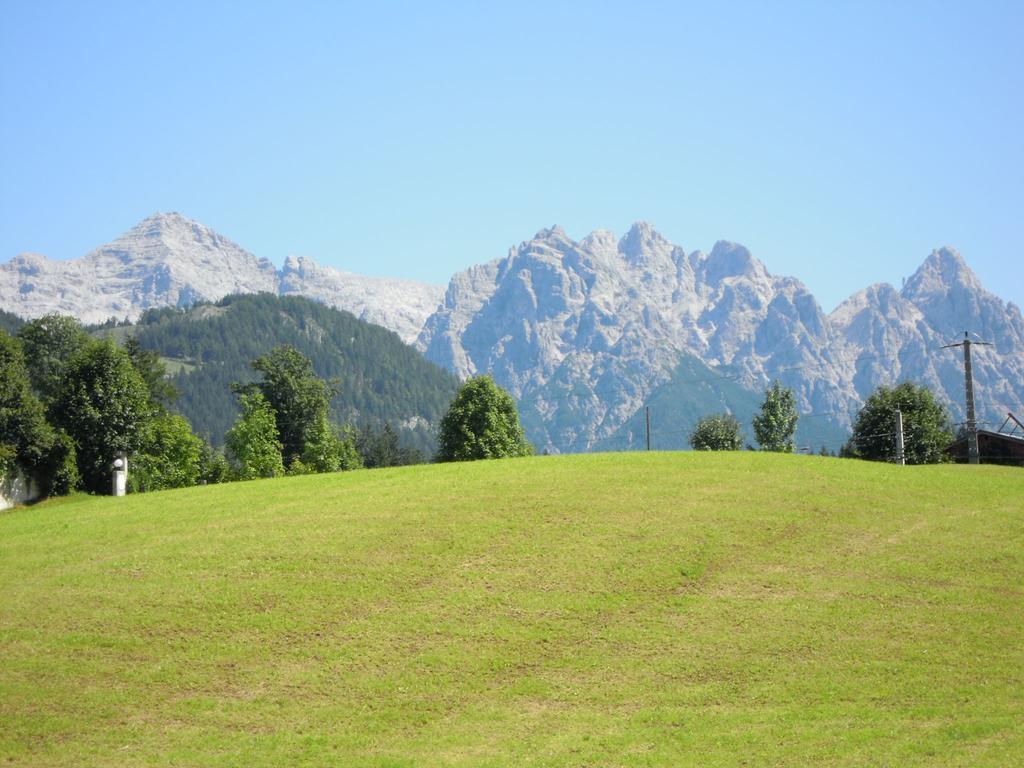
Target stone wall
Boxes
[1,470,41,511]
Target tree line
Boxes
[1,310,963,504]
[0,315,434,498]
[688,379,955,463]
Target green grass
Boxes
[1,453,1022,766]
[159,356,197,376]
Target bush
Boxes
[298,416,362,473]
[689,413,744,451]
[198,441,231,485]
[35,430,79,497]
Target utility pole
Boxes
[645,407,651,451]
[895,409,905,466]
[942,332,993,465]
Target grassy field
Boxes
[1,453,1022,766]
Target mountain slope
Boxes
[114,294,460,454]
[0,213,443,343]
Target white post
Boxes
[895,410,905,466]
[112,453,127,496]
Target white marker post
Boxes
[112,453,128,497]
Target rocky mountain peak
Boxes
[619,220,664,250]
[618,221,678,274]
[1,213,443,342]
[901,246,982,300]
[699,241,761,283]
[532,225,570,243]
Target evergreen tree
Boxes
[845,382,953,464]
[752,380,799,452]
[0,308,24,336]
[124,294,458,456]
[357,422,425,468]
[125,336,178,409]
[436,375,532,462]
[689,413,744,451]
[225,392,285,480]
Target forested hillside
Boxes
[0,307,23,335]
[112,294,460,455]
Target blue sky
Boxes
[2,1,1022,312]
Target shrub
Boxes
[689,413,744,451]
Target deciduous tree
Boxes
[17,314,90,404]
[51,339,151,493]
[225,391,285,480]
[752,380,798,452]
[436,375,532,462]
[236,346,338,468]
[845,382,953,464]
[129,413,203,492]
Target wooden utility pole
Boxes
[895,409,905,465]
[645,407,651,451]
[942,332,993,465]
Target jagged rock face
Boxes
[419,229,1024,452]
[418,223,854,451]
[830,248,1024,430]
[0,213,442,343]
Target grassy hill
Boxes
[1,453,1021,766]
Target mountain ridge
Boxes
[0,212,444,343]
[418,225,1024,452]
[4,213,1022,454]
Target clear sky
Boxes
[2,1,1022,312]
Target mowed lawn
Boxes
[1,453,1022,766]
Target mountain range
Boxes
[0,212,442,343]
[4,213,1023,453]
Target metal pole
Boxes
[963,335,980,465]
[645,407,651,451]
[895,409,905,465]
[941,332,991,465]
